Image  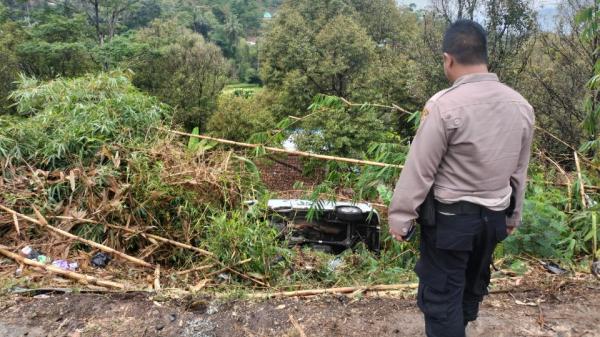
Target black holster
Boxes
[417,187,436,227]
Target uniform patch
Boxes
[421,108,430,122]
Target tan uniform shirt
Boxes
[388,73,534,236]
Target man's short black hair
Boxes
[443,20,488,65]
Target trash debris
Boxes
[541,261,567,275]
[327,257,343,272]
[91,253,111,268]
[33,294,50,299]
[217,273,231,282]
[51,260,79,271]
[592,261,600,277]
[36,255,48,264]
[20,246,42,260]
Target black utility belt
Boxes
[435,200,488,215]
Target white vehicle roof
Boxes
[267,199,377,214]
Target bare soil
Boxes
[0,280,599,337]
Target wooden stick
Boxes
[0,245,124,289]
[535,126,598,169]
[574,152,587,209]
[339,97,412,115]
[50,216,215,258]
[0,205,153,268]
[158,127,403,169]
[12,213,20,237]
[154,265,161,291]
[248,283,419,299]
[288,314,308,337]
[175,264,216,276]
[103,223,215,258]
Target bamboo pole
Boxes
[104,223,215,258]
[0,245,125,289]
[248,283,419,299]
[574,152,587,209]
[0,205,153,269]
[50,216,215,258]
[288,314,308,337]
[158,127,403,169]
[48,216,266,286]
[175,264,216,276]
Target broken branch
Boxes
[0,245,125,289]
[0,205,153,268]
[248,283,419,299]
[159,127,403,169]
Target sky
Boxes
[396,0,560,30]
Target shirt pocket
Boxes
[442,111,464,130]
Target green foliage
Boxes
[207,91,276,142]
[17,13,98,79]
[0,15,22,113]
[131,19,230,130]
[0,72,169,169]
[504,199,569,260]
[203,210,281,277]
[294,95,388,157]
[578,2,600,155]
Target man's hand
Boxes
[389,227,406,241]
[507,226,516,235]
[390,226,412,242]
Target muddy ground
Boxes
[0,279,599,337]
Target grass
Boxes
[222,83,262,96]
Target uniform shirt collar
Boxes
[452,73,499,87]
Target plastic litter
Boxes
[91,252,112,268]
[327,257,343,272]
[592,261,600,277]
[51,260,78,271]
[542,261,567,275]
[36,255,48,264]
[20,246,42,260]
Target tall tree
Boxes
[131,19,230,130]
[81,0,139,45]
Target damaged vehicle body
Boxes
[266,199,381,254]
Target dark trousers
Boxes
[415,203,508,337]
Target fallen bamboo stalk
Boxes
[158,127,403,169]
[535,126,598,169]
[248,275,528,299]
[104,223,215,258]
[248,283,419,299]
[205,258,252,279]
[0,205,153,269]
[288,314,308,337]
[175,264,216,276]
[50,216,215,258]
[574,152,587,209]
[50,216,263,286]
[0,245,125,289]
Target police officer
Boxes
[388,20,534,337]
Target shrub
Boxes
[207,91,276,142]
[0,71,169,169]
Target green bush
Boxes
[0,71,169,169]
[207,91,276,142]
[131,19,230,130]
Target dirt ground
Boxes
[0,279,599,337]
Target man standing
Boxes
[388,20,534,337]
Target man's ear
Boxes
[443,52,453,68]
